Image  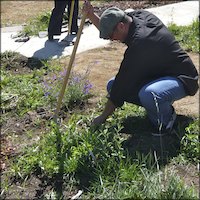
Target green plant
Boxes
[1,72,45,115]
[168,18,199,53]
[160,173,198,199]
[42,70,93,109]
[1,51,24,70]
[181,120,199,164]
[84,161,198,199]
[10,113,124,178]
[1,54,92,116]
[22,11,51,36]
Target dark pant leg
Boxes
[67,0,79,33]
[48,0,67,36]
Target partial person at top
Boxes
[48,0,79,41]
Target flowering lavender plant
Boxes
[42,69,93,109]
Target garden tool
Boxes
[54,12,87,121]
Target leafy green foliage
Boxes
[1,51,44,70]
[1,52,93,115]
[23,11,51,36]
[1,51,22,69]
[168,19,199,53]
[1,70,46,115]
[10,114,125,178]
[42,70,93,109]
[181,120,199,164]
[10,107,199,199]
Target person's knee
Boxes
[139,88,155,107]
[107,78,115,93]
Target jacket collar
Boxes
[124,15,137,46]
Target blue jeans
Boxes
[107,76,187,129]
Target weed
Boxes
[1,55,92,116]
[1,51,26,70]
[83,160,198,199]
[1,72,46,115]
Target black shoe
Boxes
[71,28,78,35]
[152,108,177,137]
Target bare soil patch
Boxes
[1,1,53,27]
[93,0,183,16]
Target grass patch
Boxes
[8,108,199,199]
[22,11,51,36]
[168,19,199,53]
[1,51,93,116]
[180,120,199,164]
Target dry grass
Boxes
[1,1,54,27]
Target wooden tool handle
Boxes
[54,13,87,121]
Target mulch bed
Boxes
[93,0,184,16]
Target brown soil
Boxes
[1,1,53,27]
[93,0,183,16]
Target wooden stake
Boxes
[54,13,87,121]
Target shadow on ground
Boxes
[1,51,45,72]
[32,39,73,60]
[121,115,194,165]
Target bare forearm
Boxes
[101,99,116,120]
[82,0,100,30]
[92,99,116,126]
[88,12,100,30]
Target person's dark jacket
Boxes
[109,10,199,107]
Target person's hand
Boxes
[82,0,94,18]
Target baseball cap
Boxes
[99,7,125,39]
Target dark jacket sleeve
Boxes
[109,46,143,107]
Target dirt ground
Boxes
[1,1,54,27]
